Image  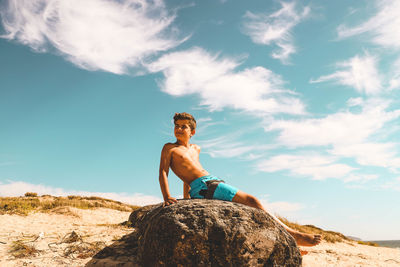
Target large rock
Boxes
[88,199,302,266]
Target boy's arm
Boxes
[159,144,177,206]
[183,183,191,199]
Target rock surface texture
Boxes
[87,199,302,267]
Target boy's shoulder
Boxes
[191,143,201,151]
[161,143,175,158]
[162,142,176,149]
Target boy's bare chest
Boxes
[171,147,198,162]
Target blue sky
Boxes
[1,0,400,240]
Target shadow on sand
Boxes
[85,231,140,267]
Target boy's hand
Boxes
[163,196,178,207]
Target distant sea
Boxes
[369,240,400,249]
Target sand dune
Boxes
[0,208,399,266]
[0,207,133,266]
[302,240,400,267]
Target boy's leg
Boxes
[232,190,321,247]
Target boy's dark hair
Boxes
[173,112,197,130]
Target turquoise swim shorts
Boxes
[189,175,238,201]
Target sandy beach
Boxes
[0,207,133,266]
[302,240,400,267]
[0,208,399,266]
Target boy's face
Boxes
[174,119,195,140]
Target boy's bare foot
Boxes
[292,232,321,247]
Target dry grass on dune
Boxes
[7,230,115,260]
[9,239,42,259]
[0,192,139,216]
[357,240,379,247]
[0,194,136,263]
[278,217,379,246]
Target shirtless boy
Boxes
[159,112,321,247]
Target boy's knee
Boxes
[246,194,259,205]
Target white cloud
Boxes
[337,0,400,48]
[330,143,400,169]
[310,54,382,95]
[264,99,400,171]
[204,142,271,159]
[389,57,400,90]
[265,99,399,147]
[0,180,162,206]
[148,47,306,115]
[389,78,400,90]
[197,132,275,159]
[264,201,304,214]
[196,117,213,123]
[380,177,400,192]
[194,117,227,135]
[258,195,304,215]
[0,0,183,74]
[346,97,364,107]
[192,118,275,160]
[343,174,378,183]
[336,1,400,92]
[206,144,256,158]
[242,1,310,64]
[257,154,355,180]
